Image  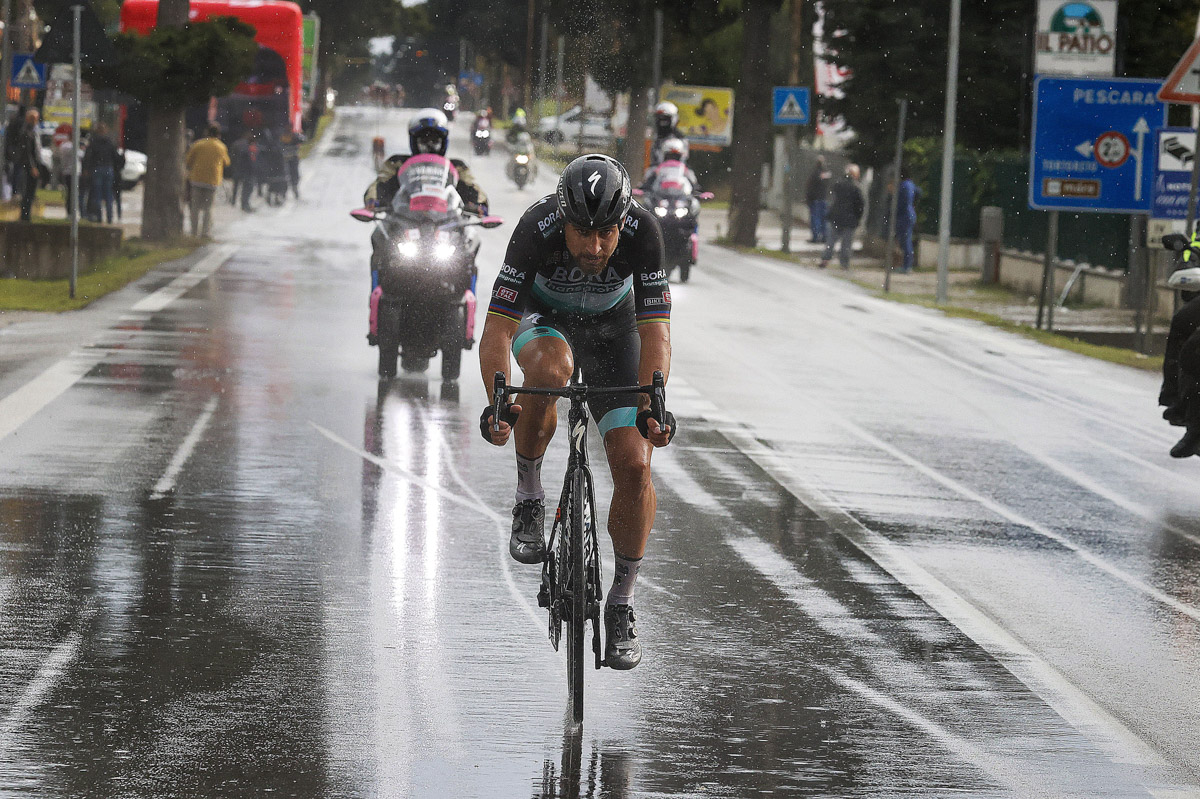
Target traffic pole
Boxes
[70,4,80,299]
[1036,210,1058,331]
[0,0,12,197]
[883,98,908,293]
[935,0,962,305]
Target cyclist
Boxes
[478,153,676,670]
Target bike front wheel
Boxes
[566,467,592,724]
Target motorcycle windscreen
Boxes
[653,161,693,195]
[393,155,462,217]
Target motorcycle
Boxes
[351,154,503,380]
[506,131,537,189]
[472,117,492,156]
[636,161,713,282]
[442,94,459,121]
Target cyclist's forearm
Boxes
[637,323,671,400]
[479,316,516,402]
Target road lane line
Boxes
[0,353,104,443]
[310,420,546,632]
[149,396,220,500]
[0,245,238,446]
[130,244,239,314]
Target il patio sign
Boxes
[1035,1,1117,77]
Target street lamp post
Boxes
[935,0,962,305]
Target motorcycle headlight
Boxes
[475,130,488,138]
[515,154,529,164]
[654,206,668,217]
[433,242,457,261]
[396,240,419,258]
[674,207,688,218]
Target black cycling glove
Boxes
[479,403,520,444]
[636,409,677,444]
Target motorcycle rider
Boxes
[639,137,701,195]
[649,102,685,166]
[363,109,489,343]
[1159,230,1200,457]
[506,107,530,146]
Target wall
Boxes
[0,222,124,280]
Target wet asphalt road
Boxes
[1,107,1200,797]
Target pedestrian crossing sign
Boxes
[773,87,810,125]
[11,55,46,90]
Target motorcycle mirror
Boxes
[1163,233,1190,252]
[350,208,379,222]
[479,216,504,229]
[632,189,645,197]
[698,192,715,201]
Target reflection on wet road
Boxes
[2,107,1199,796]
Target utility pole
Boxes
[935,0,962,305]
[780,0,803,253]
[651,8,663,107]
[522,0,535,111]
[883,98,908,293]
[536,13,548,120]
[0,0,13,197]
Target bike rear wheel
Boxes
[566,467,591,724]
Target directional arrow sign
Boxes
[1030,77,1167,213]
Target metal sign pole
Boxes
[69,4,80,299]
[0,0,12,197]
[884,98,908,293]
[935,0,962,305]
[1036,210,1058,330]
[1185,127,1200,239]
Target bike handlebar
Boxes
[492,371,669,429]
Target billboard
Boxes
[659,84,734,147]
[1035,0,1117,77]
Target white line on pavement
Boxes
[149,396,220,500]
[130,244,239,314]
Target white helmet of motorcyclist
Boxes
[661,136,688,163]
[654,101,679,130]
[409,108,450,155]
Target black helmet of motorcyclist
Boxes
[408,108,450,155]
[653,101,679,138]
[661,136,689,163]
[557,153,632,230]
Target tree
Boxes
[86,10,256,240]
[727,0,783,246]
[821,0,1028,166]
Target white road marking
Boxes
[130,244,238,314]
[0,353,104,443]
[0,245,238,446]
[148,396,220,500]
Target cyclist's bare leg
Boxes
[513,336,574,459]
[603,427,655,559]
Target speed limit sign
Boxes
[1095,131,1131,168]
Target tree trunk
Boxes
[621,80,650,179]
[728,0,776,247]
[142,106,186,241]
[140,0,189,241]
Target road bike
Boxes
[492,369,668,724]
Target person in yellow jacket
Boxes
[185,124,231,238]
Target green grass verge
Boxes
[0,240,196,312]
[714,238,1163,372]
[299,111,335,159]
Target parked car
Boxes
[537,106,614,146]
[35,123,147,191]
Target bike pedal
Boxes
[537,584,550,608]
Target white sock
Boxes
[515,451,544,503]
[606,551,642,607]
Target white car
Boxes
[36,124,146,191]
[537,106,614,146]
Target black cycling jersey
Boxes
[486,195,669,326]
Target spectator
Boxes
[184,123,231,238]
[819,164,865,270]
[229,131,255,211]
[2,105,28,199]
[12,109,46,222]
[54,132,77,214]
[279,129,302,199]
[113,147,126,221]
[894,168,920,273]
[82,122,120,223]
[804,156,831,244]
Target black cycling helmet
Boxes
[556,154,632,230]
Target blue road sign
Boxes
[11,54,46,90]
[1029,77,1167,214]
[773,87,810,126]
[1151,127,1194,221]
